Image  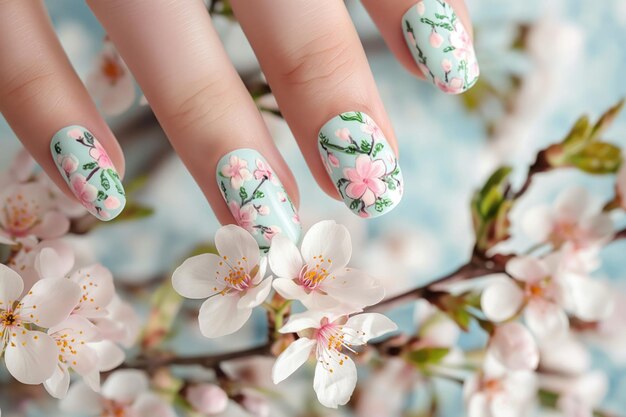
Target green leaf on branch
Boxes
[407,347,450,368]
[568,141,622,174]
[360,139,372,153]
[589,98,624,141]
[108,201,154,223]
[431,293,473,331]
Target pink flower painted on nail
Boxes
[441,59,453,73]
[70,174,98,212]
[429,30,444,49]
[416,1,425,15]
[277,191,287,203]
[104,195,121,210]
[221,155,253,190]
[89,140,114,170]
[328,153,340,168]
[435,77,465,94]
[263,225,281,242]
[360,116,383,139]
[67,129,84,140]
[335,128,351,142]
[253,159,278,185]
[228,201,257,233]
[343,155,387,207]
[58,154,79,175]
[256,205,270,216]
[449,22,473,61]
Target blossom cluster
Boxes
[172,220,398,408]
[0,153,140,400]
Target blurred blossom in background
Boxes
[1,0,626,416]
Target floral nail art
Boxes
[403,0,479,94]
[318,112,403,218]
[217,149,301,251]
[50,126,125,221]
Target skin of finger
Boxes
[361,0,474,78]
[230,0,399,200]
[0,0,125,202]
[86,0,300,225]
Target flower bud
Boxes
[186,383,228,415]
[240,391,270,417]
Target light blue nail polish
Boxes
[50,126,126,221]
[216,149,301,250]
[318,112,403,218]
[403,0,479,94]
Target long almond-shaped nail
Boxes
[403,0,479,94]
[51,126,126,221]
[217,149,301,250]
[318,112,403,218]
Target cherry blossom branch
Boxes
[511,149,551,199]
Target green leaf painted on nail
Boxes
[239,187,248,200]
[360,139,372,153]
[107,169,124,195]
[253,190,264,199]
[97,190,107,201]
[349,199,361,211]
[372,143,385,157]
[339,112,364,124]
[84,131,95,145]
[100,170,110,191]
[54,142,62,155]
[83,162,97,170]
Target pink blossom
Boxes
[429,30,444,48]
[435,77,465,94]
[277,191,287,203]
[253,159,278,184]
[328,153,340,167]
[67,129,84,140]
[89,140,114,170]
[441,59,453,73]
[58,154,79,175]
[256,205,270,216]
[69,174,98,212]
[262,225,282,242]
[104,196,121,210]
[361,116,383,139]
[228,201,257,233]
[221,155,253,190]
[416,1,425,15]
[343,155,387,206]
[358,209,370,218]
[449,22,473,61]
[335,128,351,142]
[292,212,300,224]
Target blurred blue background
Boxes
[1,0,626,416]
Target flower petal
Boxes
[20,278,80,327]
[521,205,553,243]
[560,273,613,321]
[489,322,539,371]
[5,331,57,384]
[132,392,177,417]
[29,211,70,239]
[90,340,126,372]
[268,234,303,279]
[198,295,252,338]
[102,369,149,403]
[343,313,398,345]
[44,366,71,399]
[505,256,547,283]
[313,356,357,408]
[525,299,569,340]
[0,263,24,307]
[34,243,75,279]
[301,220,351,269]
[60,381,104,414]
[321,269,385,311]
[481,278,524,322]
[215,224,260,266]
[554,186,591,222]
[172,253,223,299]
[272,278,308,301]
[238,277,273,309]
[69,264,115,317]
[272,337,316,384]
[279,311,325,334]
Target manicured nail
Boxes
[217,149,301,250]
[51,126,126,221]
[402,0,479,94]
[318,112,403,218]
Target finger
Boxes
[230,0,404,219]
[362,0,479,94]
[87,0,301,247]
[0,0,126,221]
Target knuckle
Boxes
[0,66,57,108]
[279,34,356,91]
[167,77,235,132]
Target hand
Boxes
[0,0,478,247]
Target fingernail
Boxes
[402,0,479,94]
[50,126,126,221]
[318,112,403,218]
[216,149,301,250]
